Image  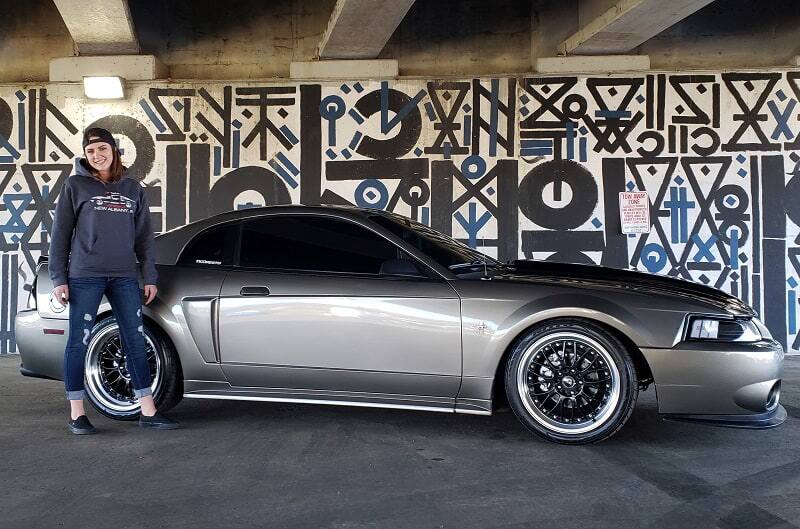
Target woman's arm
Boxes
[48,180,75,287]
[134,186,158,286]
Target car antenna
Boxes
[480,238,489,278]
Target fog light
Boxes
[83,76,125,99]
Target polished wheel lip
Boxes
[516,331,621,435]
[85,323,161,413]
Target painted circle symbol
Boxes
[355,179,389,210]
[641,243,667,273]
[461,155,486,180]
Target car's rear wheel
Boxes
[505,319,638,444]
[84,318,182,420]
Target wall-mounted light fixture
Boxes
[49,56,168,100]
[83,76,125,99]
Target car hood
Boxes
[493,260,754,316]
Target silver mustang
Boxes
[15,205,786,443]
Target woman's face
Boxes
[84,140,114,173]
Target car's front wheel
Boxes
[505,319,638,444]
[84,318,182,420]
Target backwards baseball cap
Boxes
[82,127,117,150]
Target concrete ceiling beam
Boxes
[318,0,415,59]
[560,0,716,55]
[53,0,139,55]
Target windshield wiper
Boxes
[448,259,487,271]
[449,259,505,278]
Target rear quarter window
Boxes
[178,222,239,267]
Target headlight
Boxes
[687,316,762,342]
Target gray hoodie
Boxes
[48,158,157,287]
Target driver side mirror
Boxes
[379,258,426,278]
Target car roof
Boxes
[154,204,392,264]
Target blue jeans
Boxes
[64,277,153,400]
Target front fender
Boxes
[453,284,689,412]
[461,293,667,379]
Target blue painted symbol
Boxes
[565,122,576,160]
[0,134,21,160]
[691,234,718,262]
[320,95,346,146]
[641,243,668,273]
[279,125,299,146]
[1,193,32,234]
[729,229,739,269]
[380,81,426,134]
[767,99,796,140]
[461,156,486,180]
[454,202,492,248]
[664,186,695,244]
[138,99,166,133]
[347,131,363,151]
[355,179,389,210]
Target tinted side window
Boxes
[240,216,400,274]
[178,222,238,267]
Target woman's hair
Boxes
[83,127,124,181]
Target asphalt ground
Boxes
[1,355,799,529]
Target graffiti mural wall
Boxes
[1,72,799,353]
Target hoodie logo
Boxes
[90,192,136,213]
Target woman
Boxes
[49,127,178,434]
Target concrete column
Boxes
[318,0,415,59]
[560,0,716,55]
[53,0,139,54]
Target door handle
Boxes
[240,286,270,296]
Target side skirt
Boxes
[183,380,460,414]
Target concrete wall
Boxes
[1,69,800,355]
[3,1,800,82]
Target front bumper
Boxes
[642,339,786,428]
[15,309,68,381]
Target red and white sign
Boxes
[619,192,650,234]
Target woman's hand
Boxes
[144,284,158,305]
[53,284,69,304]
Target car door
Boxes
[217,213,462,402]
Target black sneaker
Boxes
[68,415,97,435]
[138,412,180,430]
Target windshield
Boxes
[369,213,501,272]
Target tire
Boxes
[84,317,183,420]
[504,319,638,444]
